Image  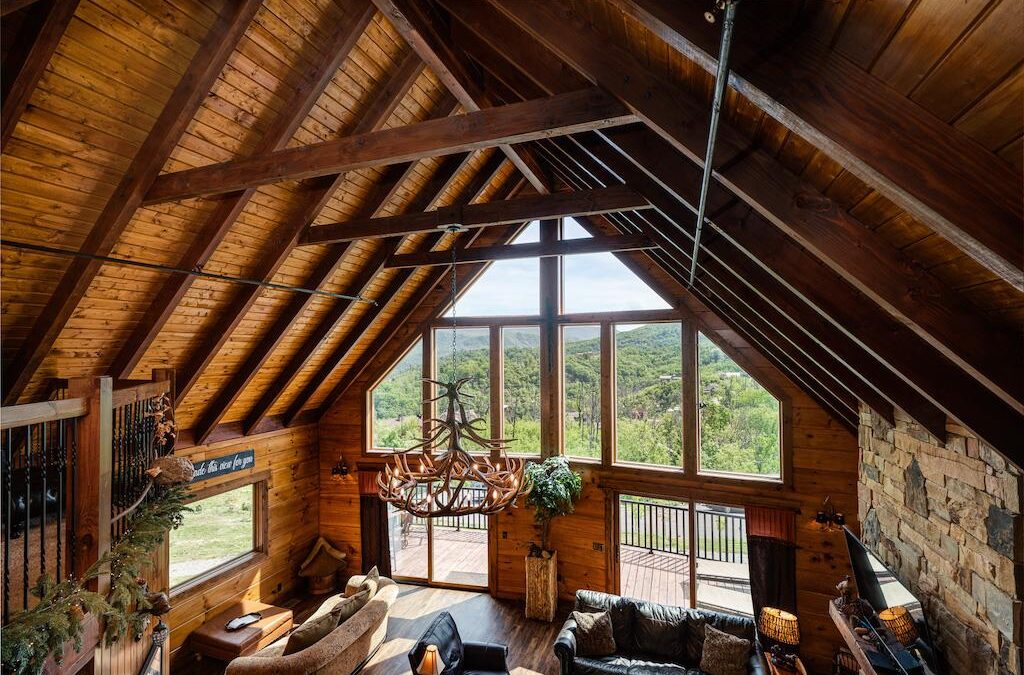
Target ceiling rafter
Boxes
[237,150,501,436]
[172,68,453,409]
[141,88,632,204]
[1,0,264,405]
[607,0,1023,289]
[300,185,649,245]
[108,4,384,382]
[278,158,520,426]
[371,0,553,193]
[487,0,1022,412]
[1,0,80,150]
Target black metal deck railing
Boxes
[619,498,748,564]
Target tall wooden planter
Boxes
[525,552,558,621]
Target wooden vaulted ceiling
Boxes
[1,0,1021,462]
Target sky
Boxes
[446,218,671,317]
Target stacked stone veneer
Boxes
[858,405,1022,674]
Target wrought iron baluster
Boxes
[56,419,64,581]
[70,417,78,579]
[40,421,47,576]
[23,424,31,610]
[4,428,12,623]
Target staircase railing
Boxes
[1,370,174,674]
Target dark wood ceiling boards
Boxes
[0,0,1020,460]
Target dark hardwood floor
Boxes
[358,584,566,674]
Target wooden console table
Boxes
[829,600,936,674]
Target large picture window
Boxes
[614,322,683,468]
[435,327,491,435]
[502,326,541,456]
[170,482,262,590]
[370,340,423,450]
[698,333,781,479]
[563,324,601,460]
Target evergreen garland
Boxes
[1,485,190,675]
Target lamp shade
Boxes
[879,605,918,646]
[759,607,800,646]
[417,644,445,675]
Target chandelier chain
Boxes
[449,236,458,377]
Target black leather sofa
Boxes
[408,611,510,675]
[554,590,767,675]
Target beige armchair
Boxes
[226,577,399,675]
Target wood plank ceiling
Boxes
[0,0,1020,462]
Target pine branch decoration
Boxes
[0,485,191,675]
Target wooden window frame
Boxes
[169,470,270,600]
[361,217,790,490]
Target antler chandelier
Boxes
[377,228,529,517]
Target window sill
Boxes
[613,460,685,473]
[169,550,267,601]
[697,469,782,485]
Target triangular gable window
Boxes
[561,218,671,313]
[445,218,670,317]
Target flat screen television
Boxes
[843,527,934,651]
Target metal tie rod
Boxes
[688,0,739,287]
[1,239,376,304]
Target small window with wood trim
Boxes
[169,479,267,592]
[697,332,782,480]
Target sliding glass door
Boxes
[617,494,752,616]
[387,487,489,589]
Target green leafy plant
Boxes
[524,457,583,554]
[1,485,190,675]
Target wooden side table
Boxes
[190,600,293,661]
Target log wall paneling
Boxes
[166,424,320,665]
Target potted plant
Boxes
[523,457,583,621]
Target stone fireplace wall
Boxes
[858,405,1021,674]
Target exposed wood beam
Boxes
[486,0,1023,411]
[172,80,455,409]
[1,0,79,149]
[1,0,45,16]
[608,0,1023,289]
[1,0,262,405]
[301,185,648,245]
[372,0,553,193]
[238,149,492,435]
[143,88,632,203]
[108,5,384,381]
[288,177,525,424]
[384,234,655,268]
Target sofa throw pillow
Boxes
[282,611,338,656]
[358,566,380,598]
[331,589,370,626]
[571,610,617,657]
[576,592,636,648]
[698,624,751,675]
[633,601,687,661]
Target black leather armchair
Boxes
[409,611,510,675]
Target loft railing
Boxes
[619,499,748,564]
[0,371,173,674]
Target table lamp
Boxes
[759,607,801,647]
[879,605,919,646]
[417,644,445,675]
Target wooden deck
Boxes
[392,526,488,587]
[620,546,753,616]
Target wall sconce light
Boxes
[814,496,845,530]
[330,457,351,481]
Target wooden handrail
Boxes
[0,397,88,430]
[112,380,170,408]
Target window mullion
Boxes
[682,323,698,477]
